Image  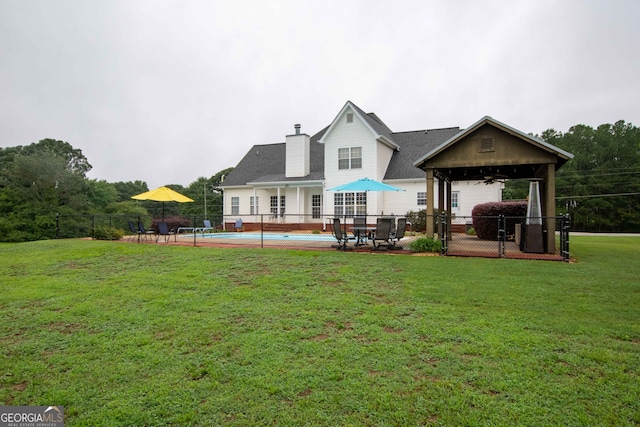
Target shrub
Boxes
[466,227,476,235]
[471,201,527,240]
[405,209,446,233]
[93,226,124,240]
[409,237,441,253]
[406,210,426,232]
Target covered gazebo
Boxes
[414,116,573,254]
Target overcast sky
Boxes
[1,0,639,189]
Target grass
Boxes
[1,236,639,426]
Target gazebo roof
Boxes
[413,116,573,182]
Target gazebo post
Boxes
[545,163,556,253]
[438,177,445,240]
[426,168,435,238]
[446,180,452,240]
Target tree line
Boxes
[0,138,232,242]
[502,120,640,232]
[1,119,639,241]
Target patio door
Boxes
[312,194,322,219]
[270,195,285,218]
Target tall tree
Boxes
[113,180,149,202]
[504,121,640,232]
[84,179,118,212]
[0,139,92,241]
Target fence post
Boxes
[261,214,264,248]
[55,213,60,239]
[194,214,197,247]
[498,215,506,257]
[440,212,447,255]
[563,213,571,262]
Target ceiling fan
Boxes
[470,170,509,185]
[480,173,509,185]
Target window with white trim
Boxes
[334,192,366,218]
[452,191,459,209]
[231,197,239,215]
[355,192,367,216]
[417,192,427,206]
[338,147,362,170]
[250,196,258,215]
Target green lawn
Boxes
[1,237,639,426]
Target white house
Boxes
[219,101,503,229]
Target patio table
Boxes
[352,226,377,247]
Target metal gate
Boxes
[441,214,570,261]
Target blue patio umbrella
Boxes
[327,178,404,222]
[327,177,404,192]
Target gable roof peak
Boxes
[319,100,399,150]
[413,115,573,168]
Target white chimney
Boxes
[285,124,310,178]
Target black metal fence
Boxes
[56,212,570,261]
[440,214,570,261]
[55,213,216,239]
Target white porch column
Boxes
[277,187,281,223]
[297,186,301,222]
[253,188,258,222]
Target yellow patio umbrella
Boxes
[131,186,194,220]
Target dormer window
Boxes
[346,113,353,123]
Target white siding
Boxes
[451,180,503,221]
[285,134,310,177]
[381,180,429,216]
[376,143,395,181]
[322,106,385,216]
[379,179,503,220]
[225,186,325,223]
[224,188,255,217]
[322,106,378,189]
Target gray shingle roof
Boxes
[220,102,461,187]
[349,102,396,146]
[221,128,327,186]
[384,128,461,179]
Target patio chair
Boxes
[372,217,393,250]
[332,218,353,251]
[127,221,141,242]
[192,219,216,236]
[389,217,407,250]
[234,218,244,232]
[137,221,155,241]
[156,222,176,244]
[203,220,215,233]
